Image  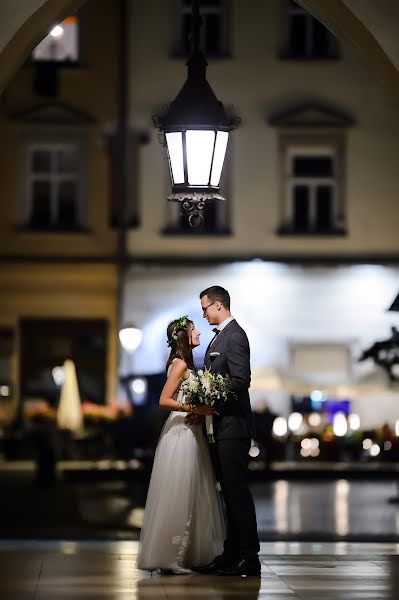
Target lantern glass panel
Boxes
[186,130,215,186]
[166,132,185,184]
[210,131,228,186]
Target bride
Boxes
[137,316,226,574]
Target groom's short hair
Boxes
[200,286,230,310]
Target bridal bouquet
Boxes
[180,368,230,443]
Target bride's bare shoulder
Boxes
[168,357,188,375]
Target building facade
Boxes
[0,0,121,422]
[121,0,399,429]
[1,0,399,432]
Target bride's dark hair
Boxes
[166,318,195,373]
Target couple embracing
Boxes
[137,286,260,577]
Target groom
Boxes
[194,285,260,577]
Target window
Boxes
[32,16,79,63]
[284,0,338,59]
[270,105,352,235]
[284,147,339,233]
[24,143,83,231]
[178,0,229,57]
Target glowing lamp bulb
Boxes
[273,417,288,437]
[288,412,303,432]
[333,412,348,437]
[50,24,64,38]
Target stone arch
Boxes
[298,0,399,106]
[0,0,398,107]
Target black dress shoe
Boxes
[191,556,237,574]
[216,558,261,577]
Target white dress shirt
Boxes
[210,316,235,346]
[216,315,235,332]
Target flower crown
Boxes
[167,315,190,348]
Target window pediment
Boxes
[269,104,354,128]
[10,103,95,125]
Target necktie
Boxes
[209,327,220,348]
[205,328,220,362]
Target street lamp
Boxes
[153,0,239,228]
[119,324,143,354]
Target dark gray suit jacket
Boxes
[204,319,256,441]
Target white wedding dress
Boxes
[137,363,225,573]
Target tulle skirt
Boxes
[137,411,225,572]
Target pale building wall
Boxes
[0,0,118,258]
[301,0,399,72]
[126,0,399,258]
[0,0,120,412]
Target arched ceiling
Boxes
[299,0,399,71]
[298,0,399,104]
[0,0,398,104]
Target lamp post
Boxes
[153,0,239,228]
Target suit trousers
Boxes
[215,438,260,561]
